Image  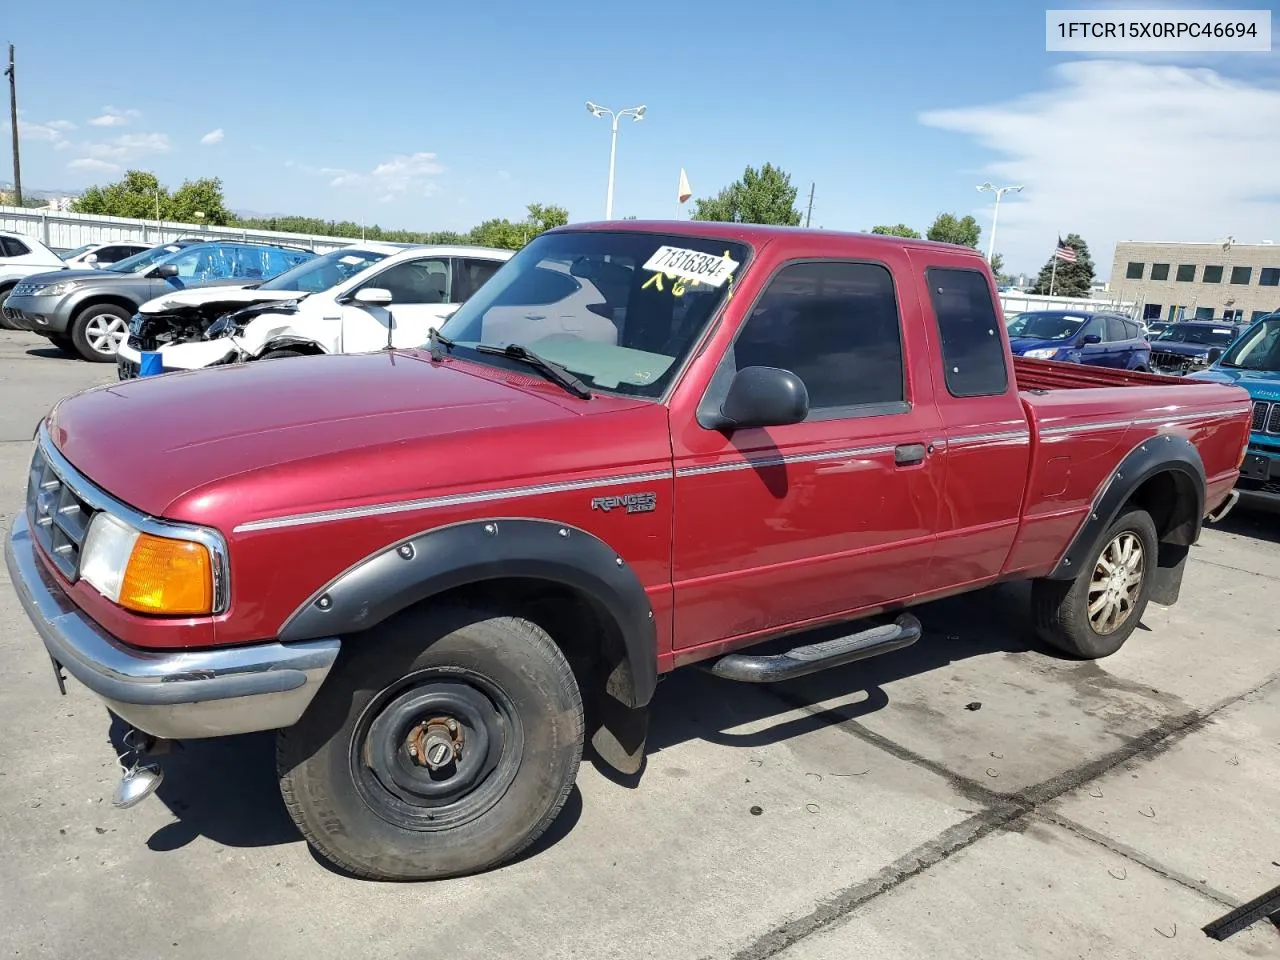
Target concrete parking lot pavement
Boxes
[0,328,1276,959]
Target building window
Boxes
[1176,264,1196,282]
[1150,263,1170,281]
[1231,266,1252,285]
[1142,303,1162,319]
[1259,267,1279,287]
[1253,310,1273,321]
[1125,262,1144,279]
[1194,307,1214,319]
[1223,309,1244,322]
[1168,305,1186,320]
[1203,265,1224,283]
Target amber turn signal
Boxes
[118,533,214,615]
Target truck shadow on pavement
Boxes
[107,580,1069,872]
[1210,508,1280,544]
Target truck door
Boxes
[912,257,1031,589]
[670,255,944,650]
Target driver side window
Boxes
[366,259,451,304]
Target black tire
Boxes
[70,303,132,362]
[0,285,18,330]
[278,605,584,881]
[257,348,308,360]
[47,333,76,356]
[1032,507,1159,659]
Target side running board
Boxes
[709,613,922,684]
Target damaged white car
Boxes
[116,242,513,378]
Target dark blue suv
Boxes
[1006,310,1151,371]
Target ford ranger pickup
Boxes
[6,222,1252,881]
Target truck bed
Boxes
[1013,356,1212,392]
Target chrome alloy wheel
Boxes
[1088,531,1145,635]
[84,312,129,356]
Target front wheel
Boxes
[1031,507,1158,658]
[278,605,584,880]
[70,304,132,362]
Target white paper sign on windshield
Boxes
[642,246,739,288]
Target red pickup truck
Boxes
[7,222,1250,880]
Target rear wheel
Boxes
[70,304,131,362]
[278,605,584,880]
[1032,508,1158,659]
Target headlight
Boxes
[30,280,82,297]
[80,513,214,615]
[1023,348,1060,360]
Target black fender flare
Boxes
[278,518,658,711]
[1047,434,1206,597]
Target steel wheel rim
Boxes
[349,666,524,832]
[85,314,128,355]
[1088,531,1144,635]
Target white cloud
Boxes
[3,117,75,145]
[83,132,172,160]
[200,128,224,145]
[67,157,121,174]
[301,151,445,197]
[89,106,141,127]
[47,120,76,132]
[919,61,1280,276]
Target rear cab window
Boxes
[925,266,1009,398]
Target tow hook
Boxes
[112,728,177,810]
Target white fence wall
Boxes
[0,205,359,253]
[999,291,1137,318]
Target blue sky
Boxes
[4,0,1278,277]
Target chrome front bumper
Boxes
[5,511,340,739]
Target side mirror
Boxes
[84,253,99,265]
[353,287,393,307]
[1207,347,1224,364]
[154,263,179,279]
[713,366,809,430]
[1080,333,1102,345]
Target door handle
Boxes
[894,443,927,466]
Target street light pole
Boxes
[587,101,646,220]
[976,182,1023,264]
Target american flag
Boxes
[1054,236,1077,263]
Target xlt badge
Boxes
[591,491,657,514]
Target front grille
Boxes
[1253,400,1271,432]
[1150,350,1195,373]
[2,307,20,323]
[26,444,95,580]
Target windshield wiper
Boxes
[427,327,455,361]
[474,343,592,399]
[1217,359,1241,368]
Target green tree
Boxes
[72,170,169,219]
[990,252,1005,276]
[691,163,801,225]
[926,212,981,248]
[870,223,921,239]
[170,177,233,225]
[1030,234,1095,297]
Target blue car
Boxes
[1006,310,1151,371]
[1190,312,1280,510]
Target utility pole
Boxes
[804,182,814,228]
[4,44,20,206]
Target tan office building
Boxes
[1108,241,1280,324]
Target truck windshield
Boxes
[1218,318,1280,370]
[1005,312,1087,341]
[437,230,750,398]
[1153,324,1238,346]
[259,248,389,293]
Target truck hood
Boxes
[1191,366,1280,400]
[137,286,302,314]
[1148,341,1214,358]
[46,351,641,521]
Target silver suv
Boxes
[3,241,314,361]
